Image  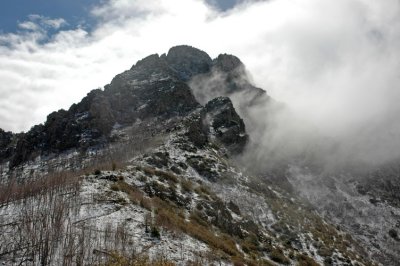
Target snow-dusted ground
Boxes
[0,169,210,265]
[0,126,376,265]
[287,165,400,265]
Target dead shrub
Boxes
[181,179,193,193]
[111,181,144,204]
[142,167,156,176]
[270,248,290,264]
[104,251,175,266]
[297,254,319,266]
[154,170,178,183]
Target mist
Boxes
[196,61,400,172]
[238,0,400,170]
[226,0,400,170]
[189,0,400,170]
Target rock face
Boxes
[0,129,13,162]
[0,129,12,147]
[204,97,248,152]
[3,45,259,168]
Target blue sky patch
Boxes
[0,0,243,34]
[0,0,103,33]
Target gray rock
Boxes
[205,97,248,153]
[166,45,212,81]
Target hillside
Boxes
[0,45,384,265]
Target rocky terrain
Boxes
[0,45,396,265]
[286,163,400,265]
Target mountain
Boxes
[1,46,260,169]
[0,45,384,265]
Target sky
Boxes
[0,0,243,33]
[1,0,400,165]
[0,0,246,132]
[0,0,102,33]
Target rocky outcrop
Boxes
[185,97,248,153]
[204,97,248,152]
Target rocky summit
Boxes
[0,45,392,265]
[1,45,255,169]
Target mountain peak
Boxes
[214,53,244,72]
[133,53,161,68]
[3,46,259,168]
[167,45,211,60]
[166,45,212,81]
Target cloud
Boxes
[18,15,67,31]
[18,21,40,31]
[0,0,399,166]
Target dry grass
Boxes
[110,180,144,204]
[269,248,290,265]
[152,198,240,258]
[296,254,319,266]
[181,179,193,193]
[154,170,178,183]
[104,251,175,266]
[140,197,153,210]
[142,166,156,176]
[194,184,211,196]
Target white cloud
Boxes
[0,0,399,165]
[17,14,67,32]
[18,21,40,31]
[43,18,67,29]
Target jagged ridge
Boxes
[2,45,259,168]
